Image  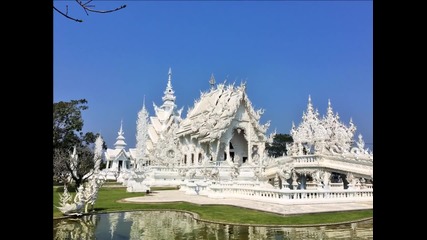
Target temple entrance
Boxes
[229,128,248,165]
[118,161,123,171]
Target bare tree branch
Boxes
[53,0,127,23]
[75,0,127,14]
[53,5,83,23]
[82,0,94,6]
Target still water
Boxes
[53,210,373,239]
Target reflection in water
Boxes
[109,212,120,238]
[53,211,373,239]
[54,214,100,240]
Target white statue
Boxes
[57,185,86,216]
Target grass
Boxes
[53,186,372,225]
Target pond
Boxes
[53,210,373,239]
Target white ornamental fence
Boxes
[184,182,373,204]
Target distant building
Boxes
[103,121,133,180]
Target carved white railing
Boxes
[293,155,319,165]
[214,182,259,188]
[149,167,179,172]
[206,184,372,203]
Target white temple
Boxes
[103,120,133,180]
[101,68,373,204]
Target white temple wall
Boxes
[178,137,188,166]
[192,141,203,166]
[179,137,210,166]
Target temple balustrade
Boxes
[292,155,319,165]
[207,184,373,203]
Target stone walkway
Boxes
[122,190,373,216]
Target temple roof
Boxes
[104,148,130,160]
[113,120,127,149]
[128,148,139,159]
[176,82,270,142]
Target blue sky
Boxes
[54,1,373,151]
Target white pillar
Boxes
[248,122,251,163]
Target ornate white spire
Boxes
[136,98,149,161]
[141,95,146,112]
[114,120,127,149]
[357,134,365,150]
[304,95,317,121]
[161,67,176,111]
[167,67,172,89]
[326,99,334,118]
[209,73,216,90]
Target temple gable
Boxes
[176,82,270,165]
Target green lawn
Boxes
[53,186,372,225]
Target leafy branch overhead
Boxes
[53,0,127,23]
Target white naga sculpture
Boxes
[57,177,105,216]
[57,135,106,216]
[57,184,86,216]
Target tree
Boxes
[53,99,106,188]
[54,146,95,188]
[53,0,126,23]
[53,148,72,184]
[265,133,294,157]
[53,99,88,150]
